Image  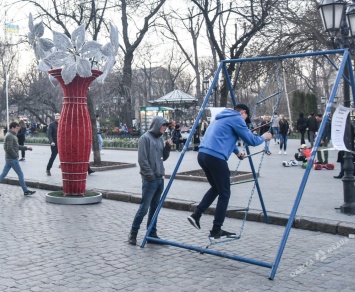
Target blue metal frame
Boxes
[140,49,352,280]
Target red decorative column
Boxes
[48,69,102,196]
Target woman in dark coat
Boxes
[17,120,27,161]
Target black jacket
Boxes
[297,117,307,132]
[307,116,318,132]
[47,121,58,144]
[279,119,289,135]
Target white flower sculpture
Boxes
[28,13,119,85]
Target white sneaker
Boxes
[274,142,277,145]
[278,150,282,154]
[284,151,287,155]
[100,151,104,155]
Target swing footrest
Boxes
[230,179,255,185]
[228,208,249,212]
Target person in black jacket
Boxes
[315,113,331,164]
[278,114,290,155]
[307,113,318,147]
[46,113,60,176]
[17,120,27,161]
[296,112,308,145]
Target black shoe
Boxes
[187,213,201,229]
[19,158,25,161]
[266,151,271,155]
[209,229,236,239]
[46,170,51,176]
[24,190,36,196]
[334,174,343,179]
[128,232,137,245]
[147,234,162,244]
[88,168,95,175]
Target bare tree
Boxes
[190,0,279,107]
[120,0,167,127]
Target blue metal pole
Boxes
[269,50,348,280]
[145,236,273,269]
[245,145,268,223]
[222,49,346,64]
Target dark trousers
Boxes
[46,145,58,171]
[196,152,231,229]
[18,138,25,158]
[300,131,306,145]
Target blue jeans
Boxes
[264,140,270,152]
[196,152,231,229]
[97,133,103,151]
[131,178,164,235]
[0,159,28,192]
[280,134,288,151]
[272,127,279,142]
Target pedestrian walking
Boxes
[271,112,280,145]
[46,113,60,176]
[296,112,308,145]
[187,104,272,239]
[128,116,173,245]
[0,122,36,196]
[260,115,271,155]
[17,120,27,161]
[307,113,318,147]
[95,115,103,154]
[278,114,290,155]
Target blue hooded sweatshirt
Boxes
[199,108,265,160]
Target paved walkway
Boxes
[0,140,355,290]
[1,139,354,233]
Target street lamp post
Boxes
[318,0,355,214]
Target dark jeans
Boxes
[300,131,306,145]
[280,134,288,151]
[131,178,164,235]
[196,152,231,229]
[18,138,25,158]
[46,145,58,171]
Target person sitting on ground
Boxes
[187,104,272,239]
[121,123,129,136]
[315,113,331,164]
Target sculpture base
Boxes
[46,191,102,205]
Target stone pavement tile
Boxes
[1,185,355,291]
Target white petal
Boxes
[53,31,73,51]
[76,57,92,77]
[71,24,86,50]
[109,23,119,54]
[48,74,59,87]
[38,60,51,71]
[100,43,114,57]
[28,32,35,46]
[62,63,77,85]
[80,41,102,58]
[39,38,54,52]
[45,51,71,68]
[28,13,34,33]
[34,21,44,37]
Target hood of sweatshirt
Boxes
[149,116,169,137]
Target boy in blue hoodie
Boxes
[188,104,272,239]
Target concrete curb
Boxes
[3,178,355,236]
